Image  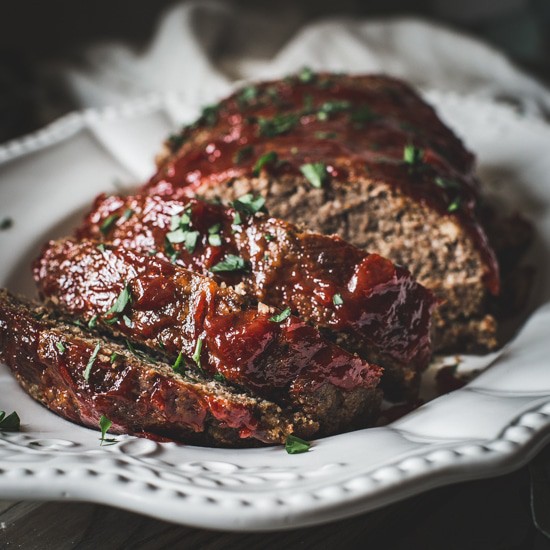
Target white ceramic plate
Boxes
[1,90,549,532]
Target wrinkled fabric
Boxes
[62,1,550,116]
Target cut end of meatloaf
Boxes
[32,238,383,433]
[194,173,496,353]
[143,71,502,354]
[0,289,300,446]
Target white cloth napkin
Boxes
[62,0,550,117]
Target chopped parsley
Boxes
[172,351,185,374]
[192,338,203,368]
[333,293,344,306]
[232,193,266,216]
[403,144,423,165]
[164,236,178,263]
[88,315,98,329]
[167,133,186,151]
[99,214,119,235]
[317,100,352,120]
[122,208,134,221]
[233,145,253,164]
[237,85,258,107]
[350,106,376,125]
[210,254,248,273]
[447,197,461,213]
[252,151,278,176]
[298,67,316,83]
[110,352,121,363]
[106,284,132,315]
[232,212,242,226]
[96,243,106,253]
[0,217,13,231]
[55,341,66,353]
[300,163,328,189]
[208,234,222,247]
[257,113,299,137]
[208,223,221,234]
[122,315,133,328]
[166,228,200,253]
[84,343,101,381]
[213,372,226,383]
[200,104,219,127]
[99,415,118,446]
[285,434,311,454]
[269,307,291,323]
[264,233,274,242]
[0,411,20,432]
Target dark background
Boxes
[1,0,550,142]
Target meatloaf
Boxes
[77,193,436,399]
[33,238,382,435]
[144,71,500,352]
[0,289,297,446]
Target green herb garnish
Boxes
[122,315,133,328]
[201,104,219,127]
[298,67,315,83]
[252,151,278,176]
[232,193,266,215]
[269,307,291,323]
[285,434,311,454]
[192,338,203,368]
[110,352,121,363]
[210,254,248,273]
[237,86,258,107]
[208,234,222,247]
[403,144,423,165]
[233,145,253,164]
[0,217,13,231]
[172,351,185,374]
[333,293,344,306]
[232,212,242,227]
[264,233,274,242]
[99,214,119,235]
[257,113,299,137]
[106,284,132,315]
[447,197,461,213]
[99,415,118,446]
[317,100,352,121]
[213,372,226,383]
[96,243,106,253]
[167,133,186,151]
[56,341,66,353]
[300,163,328,189]
[122,208,134,221]
[88,315,98,329]
[0,411,20,432]
[84,343,101,381]
[434,177,461,190]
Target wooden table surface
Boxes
[1,458,548,549]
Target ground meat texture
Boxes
[0,289,299,446]
[142,71,500,352]
[33,239,382,433]
[77,193,436,399]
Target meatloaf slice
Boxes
[0,289,296,446]
[77,193,436,399]
[143,71,500,352]
[33,239,382,435]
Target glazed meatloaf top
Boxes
[144,71,499,296]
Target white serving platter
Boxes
[0,89,549,531]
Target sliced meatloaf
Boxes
[77,193,436,399]
[143,71,500,352]
[33,239,382,435]
[0,289,296,446]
